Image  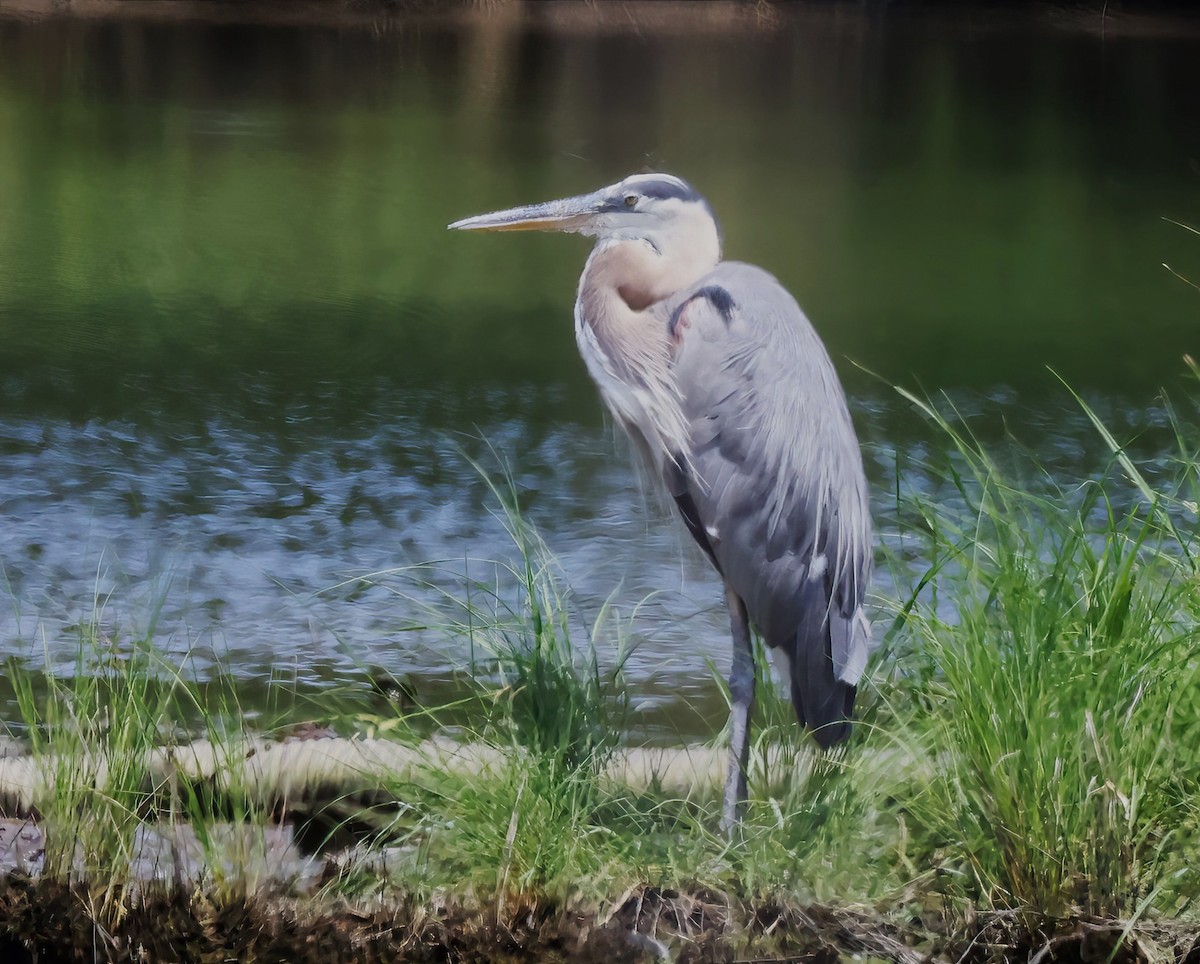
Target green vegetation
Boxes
[7,622,270,905]
[886,389,1200,922]
[2,382,1199,960]
[449,471,633,773]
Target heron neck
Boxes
[578,241,681,380]
[583,237,715,313]
[575,239,711,461]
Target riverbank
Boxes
[0,388,1197,960]
[3,0,1200,41]
[0,733,1194,963]
[5,878,1196,963]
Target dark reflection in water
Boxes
[0,2,1197,736]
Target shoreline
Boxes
[1,0,1198,40]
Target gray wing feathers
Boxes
[663,262,872,743]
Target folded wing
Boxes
[661,262,873,746]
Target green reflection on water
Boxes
[0,5,1197,427]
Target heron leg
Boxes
[721,585,755,835]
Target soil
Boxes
[0,878,1195,964]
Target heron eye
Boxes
[624,194,638,208]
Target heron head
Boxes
[448,172,722,261]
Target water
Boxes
[0,2,1197,736]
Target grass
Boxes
[882,389,1200,923]
[2,386,1200,958]
[332,474,911,911]
[5,614,272,917]
[463,470,633,774]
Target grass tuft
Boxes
[471,469,632,774]
[886,389,1200,919]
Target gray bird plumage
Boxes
[661,263,871,745]
[449,172,873,832]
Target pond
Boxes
[0,1,1197,737]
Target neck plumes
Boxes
[575,233,719,469]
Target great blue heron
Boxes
[449,172,872,831]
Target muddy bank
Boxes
[0,881,893,963]
[0,737,1194,963]
[0,879,1194,963]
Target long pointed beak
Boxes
[448,190,601,233]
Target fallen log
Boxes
[0,738,734,817]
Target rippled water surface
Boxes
[1,1,1198,735]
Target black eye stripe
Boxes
[626,177,702,203]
